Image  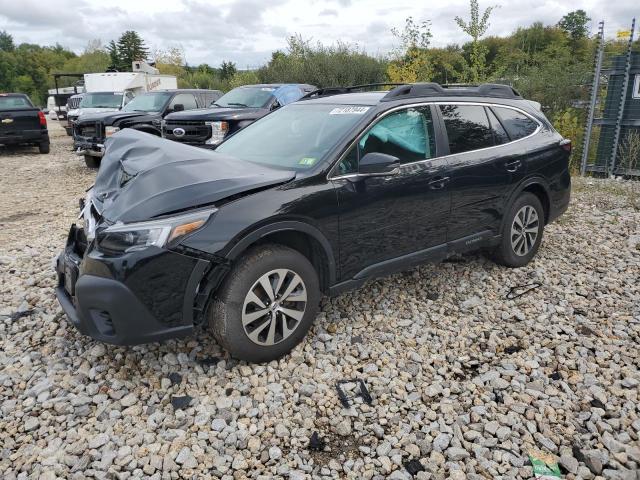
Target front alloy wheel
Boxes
[210,244,321,362]
[242,269,307,346]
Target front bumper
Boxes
[55,225,211,345]
[74,139,104,158]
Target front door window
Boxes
[336,107,436,176]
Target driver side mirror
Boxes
[172,104,185,112]
[270,101,281,111]
[358,152,400,176]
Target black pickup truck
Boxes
[0,93,50,153]
[73,89,222,168]
[161,84,315,148]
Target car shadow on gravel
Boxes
[0,145,42,156]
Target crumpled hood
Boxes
[78,111,153,126]
[92,129,295,223]
[165,106,267,122]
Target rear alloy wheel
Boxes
[510,205,539,257]
[210,244,320,362]
[492,192,544,268]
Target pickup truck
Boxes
[73,89,221,167]
[0,93,50,153]
[161,84,315,148]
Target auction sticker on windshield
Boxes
[329,106,370,115]
[298,157,317,166]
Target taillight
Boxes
[38,111,47,127]
[559,138,571,154]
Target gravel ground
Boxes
[1,121,639,480]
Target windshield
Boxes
[212,86,276,108]
[80,92,123,109]
[216,103,370,170]
[122,92,172,113]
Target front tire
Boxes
[492,192,544,268]
[84,155,100,168]
[209,244,321,363]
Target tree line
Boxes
[0,5,637,169]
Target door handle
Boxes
[428,176,450,189]
[505,160,522,172]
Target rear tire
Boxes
[38,141,50,154]
[492,192,544,268]
[84,155,100,168]
[209,244,321,363]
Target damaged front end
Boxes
[55,129,293,345]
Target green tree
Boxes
[220,61,237,81]
[106,40,119,70]
[258,35,387,87]
[387,17,433,83]
[115,31,148,70]
[455,0,497,82]
[0,51,17,91]
[427,46,467,84]
[0,30,15,52]
[558,10,591,40]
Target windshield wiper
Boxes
[225,102,249,107]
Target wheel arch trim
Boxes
[226,221,337,286]
[507,175,552,223]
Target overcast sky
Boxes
[0,0,637,68]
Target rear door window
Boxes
[439,104,494,154]
[492,107,539,140]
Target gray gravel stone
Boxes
[0,131,639,480]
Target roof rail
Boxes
[301,83,404,100]
[381,82,522,101]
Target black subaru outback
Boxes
[55,83,571,362]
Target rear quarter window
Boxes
[492,107,539,140]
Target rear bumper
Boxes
[0,129,48,145]
[548,174,571,224]
[55,226,212,345]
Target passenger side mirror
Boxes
[172,104,185,112]
[270,101,281,111]
[358,152,400,176]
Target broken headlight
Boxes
[97,208,216,253]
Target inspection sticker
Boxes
[298,157,317,166]
[329,106,370,115]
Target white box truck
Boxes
[65,62,177,135]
